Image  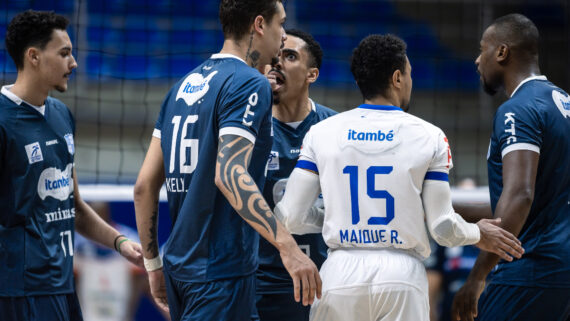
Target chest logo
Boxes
[38,163,74,201]
[176,71,218,106]
[25,142,43,164]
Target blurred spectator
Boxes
[74,202,169,321]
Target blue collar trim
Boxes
[358,104,403,111]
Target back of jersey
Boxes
[154,54,273,281]
[298,104,451,258]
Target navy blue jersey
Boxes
[155,54,273,282]
[257,101,336,294]
[487,76,570,287]
[0,86,76,296]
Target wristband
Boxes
[144,256,163,272]
[113,234,126,251]
[117,238,129,253]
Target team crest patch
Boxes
[267,151,279,171]
[64,134,75,155]
[25,142,43,164]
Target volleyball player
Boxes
[0,10,142,321]
[134,1,321,320]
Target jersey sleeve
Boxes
[297,127,319,174]
[153,90,173,140]
[494,102,542,158]
[425,129,453,182]
[217,76,272,144]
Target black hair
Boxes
[219,0,282,40]
[5,10,69,70]
[491,13,539,58]
[350,34,407,100]
[285,28,323,69]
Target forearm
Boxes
[468,189,532,280]
[134,137,165,259]
[75,199,121,249]
[453,202,493,223]
[215,135,298,251]
[274,168,322,234]
[423,180,480,247]
[134,191,160,259]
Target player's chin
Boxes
[55,83,68,93]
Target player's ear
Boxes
[252,15,264,36]
[307,67,319,84]
[496,44,509,63]
[25,47,41,67]
[392,69,402,89]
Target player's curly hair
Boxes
[286,28,323,69]
[219,0,282,40]
[351,34,407,100]
[5,10,69,70]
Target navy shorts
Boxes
[255,292,310,321]
[164,270,259,321]
[0,292,83,321]
[477,283,570,321]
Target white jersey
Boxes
[297,104,452,259]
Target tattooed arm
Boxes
[215,134,322,305]
[134,137,169,313]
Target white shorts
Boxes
[310,249,429,321]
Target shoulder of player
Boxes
[504,79,557,112]
[403,112,445,137]
[46,97,74,119]
[313,103,338,118]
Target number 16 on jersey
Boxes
[169,115,199,174]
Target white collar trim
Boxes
[211,53,246,65]
[511,75,547,97]
[309,98,316,112]
[1,85,23,105]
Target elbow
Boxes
[134,179,151,204]
[503,186,534,208]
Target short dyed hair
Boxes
[219,0,282,40]
[286,28,323,69]
[5,10,69,70]
[350,34,407,100]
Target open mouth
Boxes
[268,69,285,91]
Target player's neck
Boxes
[504,65,541,97]
[219,39,265,73]
[273,95,311,123]
[364,96,401,109]
[11,71,49,106]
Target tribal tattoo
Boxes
[216,135,277,240]
[147,202,159,257]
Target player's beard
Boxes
[480,75,498,96]
[55,85,67,93]
[482,81,497,96]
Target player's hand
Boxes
[265,70,278,91]
[148,269,170,314]
[279,242,322,306]
[451,277,485,321]
[118,240,144,268]
[475,218,524,261]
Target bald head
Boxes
[488,13,539,61]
